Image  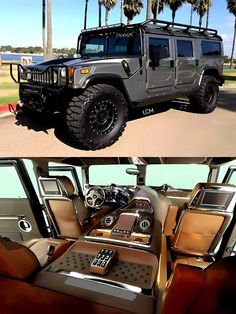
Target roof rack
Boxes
[142,19,218,37]
[82,23,125,33]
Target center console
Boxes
[34,241,158,314]
[85,199,158,251]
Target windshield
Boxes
[79,30,141,58]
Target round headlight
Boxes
[53,71,58,84]
[60,67,67,78]
[27,70,32,80]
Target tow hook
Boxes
[8,102,23,115]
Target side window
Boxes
[149,38,169,58]
[0,165,27,198]
[201,41,221,56]
[177,40,193,58]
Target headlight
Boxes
[53,70,58,84]
[60,67,67,78]
[26,70,32,80]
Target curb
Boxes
[0,103,17,118]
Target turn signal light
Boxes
[80,68,90,75]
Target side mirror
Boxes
[126,168,140,176]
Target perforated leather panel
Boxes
[48,251,153,289]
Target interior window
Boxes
[177,40,193,58]
[201,41,221,56]
[145,164,210,189]
[0,165,27,198]
[217,160,236,183]
[149,38,169,58]
[89,165,137,186]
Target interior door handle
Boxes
[170,60,174,68]
[196,60,199,66]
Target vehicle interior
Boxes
[0,157,236,314]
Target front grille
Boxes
[30,69,54,84]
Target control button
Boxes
[105,256,110,261]
[101,254,106,260]
[92,259,98,265]
[97,260,102,266]
[101,261,107,268]
[108,250,113,255]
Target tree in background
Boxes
[42,0,46,58]
[186,0,198,25]
[205,0,212,28]
[124,0,143,24]
[98,0,103,26]
[227,0,236,69]
[166,0,186,24]
[46,0,53,59]
[193,0,211,29]
[102,0,117,25]
[151,0,166,21]
[84,0,89,29]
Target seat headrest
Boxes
[57,176,75,197]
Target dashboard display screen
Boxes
[200,191,232,209]
[41,179,60,195]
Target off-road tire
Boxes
[188,75,219,113]
[66,84,128,150]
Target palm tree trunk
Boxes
[206,6,209,28]
[199,15,203,29]
[146,0,152,19]
[84,0,88,29]
[98,1,102,26]
[172,10,176,24]
[190,4,193,26]
[46,0,53,60]
[230,17,236,69]
[105,8,109,25]
[120,0,123,23]
[42,0,46,59]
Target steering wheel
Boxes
[85,187,106,208]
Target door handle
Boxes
[170,60,174,68]
[196,60,199,66]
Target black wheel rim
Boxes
[205,85,214,104]
[89,100,117,135]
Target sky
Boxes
[0,0,235,57]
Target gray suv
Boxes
[11,19,224,150]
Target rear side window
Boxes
[201,41,221,56]
[177,40,193,57]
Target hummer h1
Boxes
[11,19,224,150]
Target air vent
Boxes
[103,215,115,227]
[139,218,151,232]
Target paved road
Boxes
[0,88,236,157]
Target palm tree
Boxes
[42,0,46,59]
[98,0,103,26]
[124,0,143,24]
[151,0,166,21]
[166,0,186,24]
[205,0,212,28]
[193,0,211,29]
[84,0,89,29]
[46,0,53,59]
[227,0,236,69]
[147,0,152,19]
[186,0,198,25]
[102,0,117,25]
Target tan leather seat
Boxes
[42,176,89,239]
[161,256,236,314]
[23,238,71,267]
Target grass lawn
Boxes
[0,64,19,105]
[223,68,236,84]
[0,63,235,106]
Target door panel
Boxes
[175,39,197,88]
[146,36,175,91]
[0,199,42,241]
[0,160,47,242]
